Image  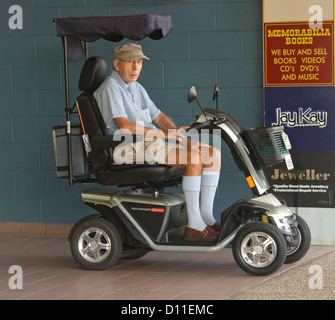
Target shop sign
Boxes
[264,22,334,86]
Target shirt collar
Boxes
[111,69,137,91]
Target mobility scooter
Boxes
[52,14,311,276]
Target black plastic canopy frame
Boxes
[53,14,172,185]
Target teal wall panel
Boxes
[0,0,263,224]
[0,144,39,170]
[0,65,11,89]
[0,198,41,223]
[0,36,36,62]
[12,63,61,89]
[216,2,262,31]
[0,90,38,116]
[14,117,58,143]
[16,171,64,197]
[164,4,216,31]
[165,61,217,88]
[0,172,15,197]
[190,31,244,60]
[0,117,13,143]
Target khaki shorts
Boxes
[113,138,178,165]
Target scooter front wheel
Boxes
[285,215,311,264]
[232,222,287,276]
[70,217,122,270]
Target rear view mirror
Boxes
[187,86,197,103]
[187,85,208,120]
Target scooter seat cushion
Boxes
[95,163,184,187]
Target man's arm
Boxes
[113,117,163,137]
[114,113,188,142]
[153,112,177,130]
[154,112,190,133]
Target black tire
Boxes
[70,217,122,270]
[232,222,287,276]
[285,215,311,264]
[121,247,150,259]
[68,214,102,241]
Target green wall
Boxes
[0,0,263,224]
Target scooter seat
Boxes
[95,163,184,187]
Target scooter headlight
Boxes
[279,215,294,224]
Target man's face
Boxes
[114,58,143,84]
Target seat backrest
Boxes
[79,56,107,94]
[77,56,108,137]
[76,56,111,171]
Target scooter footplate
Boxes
[160,239,217,246]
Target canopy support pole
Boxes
[62,35,74,186]
[84,41,89,59]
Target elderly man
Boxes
[94,43,221,242]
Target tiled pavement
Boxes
[0,232,334,300]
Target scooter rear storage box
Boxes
[52,124,90,179]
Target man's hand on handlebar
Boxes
[164,126,189,145]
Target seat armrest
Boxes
[90,134,136,150]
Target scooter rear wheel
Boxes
[232,222,287,276]
[70,217,122,270]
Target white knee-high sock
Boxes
[200,171,220,225]
[182,175,207,231]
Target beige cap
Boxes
[113,43,149,61]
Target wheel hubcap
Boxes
[78,227,111,263]
[240,231,277,268]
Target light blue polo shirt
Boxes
[93,69,161,135]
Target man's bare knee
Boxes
[188,148,202,165]
[184,162,203,176]
[200,145,221,170]
[212,147,221,162]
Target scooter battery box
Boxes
[52,124,90,179]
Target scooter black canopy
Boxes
[55,14,172,42]
[54,14,172,61]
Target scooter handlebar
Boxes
[185,120,213,132]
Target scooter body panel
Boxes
[81,186,298,254]
[82,188,187,242]
[81,188,242,252]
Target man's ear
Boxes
[113,59,119,71]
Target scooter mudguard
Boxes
[220,193,298,246]
[248,193,299,246]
